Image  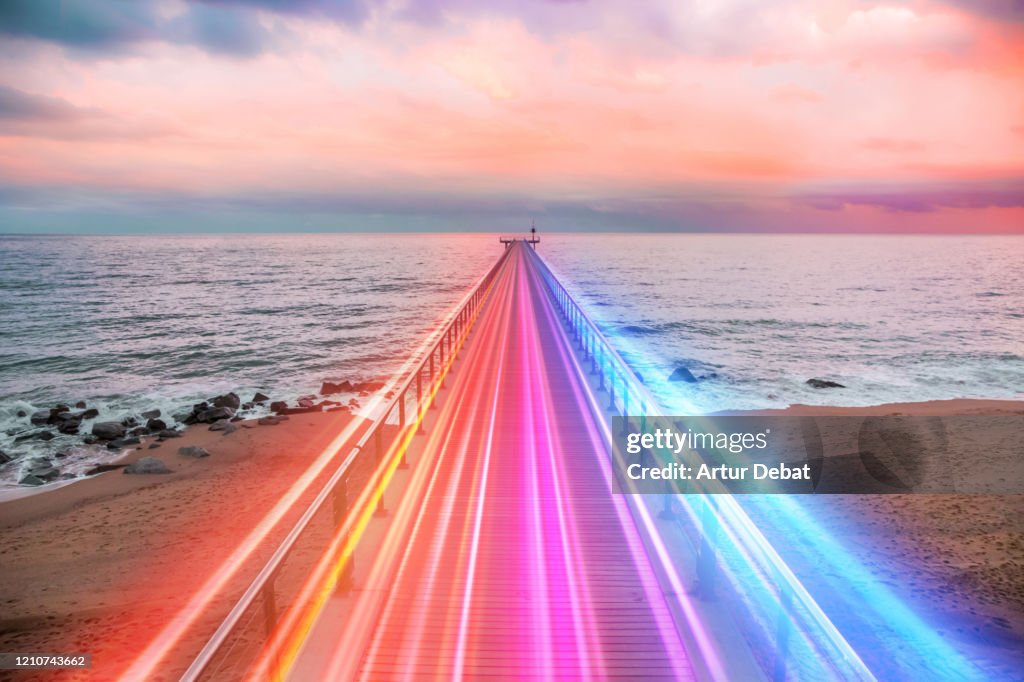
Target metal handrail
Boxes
[181,246,512,681]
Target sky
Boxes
[0,0,1022,233]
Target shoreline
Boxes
[0,397,1021,679]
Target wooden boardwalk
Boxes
[290,242,694,680]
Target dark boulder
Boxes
[253,392,270,403]
[258,416,282,426]
[270,401,288,414]
[146,418,168,432]
[19,474,45,486]
[107,436,141,450]
[320,380,354,395]
[30,410,51,426]
[16,409,27,418]
[178,445,210,458]
[213,393,240,410]
[92,421,126,440]
[28,464,60,481]
[297,397,316,409]
[82,408,100,419]
[0,449,11,464]
[85,463,127,475]
[141,409,161,420]
[196,406,235,423]
[36,430,55,441]
[806,378,845,389]
[668,367,699,383]
[128,426,150,437]
[124,457,171,475]
[158,429,183,439]
[58,421,80,435]
[75,400,87,409]
[149,443,161,449]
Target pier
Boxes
[180,241,873,682]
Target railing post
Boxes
[598,352,606,390]
[416,372,425,434]
[374,428,386,516]
[334,481,354,592]
[608,373,616,411]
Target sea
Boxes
[1,233,1021,486]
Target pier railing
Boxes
[180,248,511,682]
[527,247,874,682]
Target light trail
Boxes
[190,242,979,682]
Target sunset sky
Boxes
[1,0,1022,233]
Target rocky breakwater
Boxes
[3,380,385,487]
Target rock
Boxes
[30,410,51,425]
[669,367,699,383]
[28,465,60,481]
[128,426,151,437]
[121,416,139,428]
[209,419,231,431]
[197,406,235,423]
[258,416,282,426]
[158,429,183,439]
[107,436,141,450]
[19,474,45,486]
[85,463,126,475]
[270,401,288,414]
[16,409,27,418]
[213,393,240,410]
[57,411,83,422]
[81,435,97,445]
[36,430,55,441]
[82,408,100,419]
[58,421,80,435]
[320,380,354,395]
[355,380,386,393]
[253,392,270,403]
[221,423,237,435]
[178,445,210,458]
[806,378,845,389]
[149,443,161,449]
[278,404,323,415]
[75,400,87,409]
[0,449,11,464]
[92,421,126,440]
[146,418,167,432]
[124,457,172,475]
[297,398,316,409]
[241,402,253,411]
[141,409,161,420]
[54,450,70,458]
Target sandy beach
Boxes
[732,399,1024,673]
[1,398,1021,679]
[0,408,364,681]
